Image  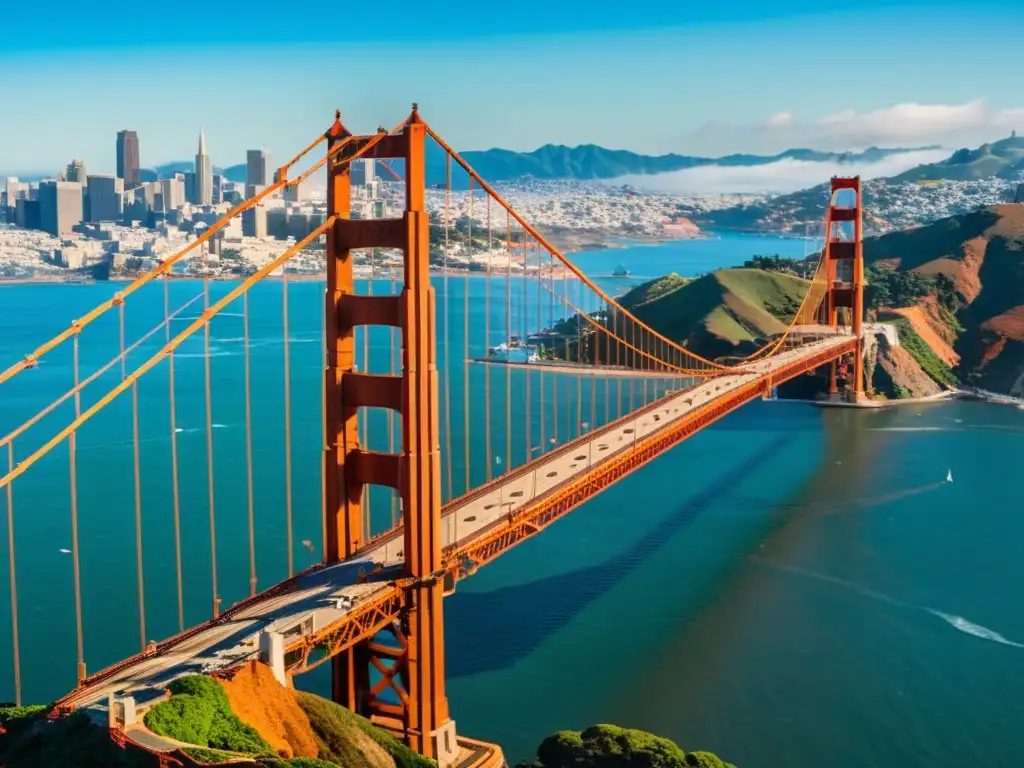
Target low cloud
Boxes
[610,148,951,196]
[686,100,1024,154]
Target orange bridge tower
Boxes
[322,106,457,766]
[823,176,866,402]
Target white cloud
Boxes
[812,100,1022,146]
[685,100,1024,154]
[609,149,951,196]
[764,112,793,129]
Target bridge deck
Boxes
[60,335,855,715]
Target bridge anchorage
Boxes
[0,104,865,768]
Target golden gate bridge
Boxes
[0,105,865,767]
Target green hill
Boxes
[621,268,807,360]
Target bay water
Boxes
[1,232,1021,767]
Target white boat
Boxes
[946,469,953,483]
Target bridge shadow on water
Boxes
[444,431,799,678]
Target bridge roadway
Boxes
[58,334,856,720]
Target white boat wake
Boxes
[754,559,1022,650]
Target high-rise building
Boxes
[350,159,375,187]
[64,159,87,183]
[283,182,301,203]
[184,172,197,206]
[194,130,213,205]
[160,177,186,211]
[246,149,268,198]
[212,173,224,204]
[38,180,84,236]
[241,205,267,238]
[116,130,140,189]
[86,175,124,222]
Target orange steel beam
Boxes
[397,105,452,760]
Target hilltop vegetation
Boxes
[516,724,735,768]
[616,268,807,360]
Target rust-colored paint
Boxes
[399,107,452,757]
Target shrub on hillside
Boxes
[144,675,273,756]
[521,723,735,768]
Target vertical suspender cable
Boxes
[282,270,295,576]
[551,260,558,448]
[442,156,454,504]
[363,251,373,533]
[389,267,399,524]
[523,240,531,465]
[243,291,257,596]
[131,380,145,651]
[6,442,20,705]
[464,178,473,494]
[124,301,147,652]
[202,250,219,619]
[164,279,184,632]
[574,273,581,437]
[70,333,85,683]
[485,197,493,481]
[537,250,545,453]
[505,212,512,474]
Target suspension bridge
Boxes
[0,105,866,767]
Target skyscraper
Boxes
[38,181,84,236]
[194,130,212,206]
[86,175,124,222]
[116,130,140,190]
[246,149,268,198]
[64,160,87,183]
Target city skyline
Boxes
[3,2,1024,173]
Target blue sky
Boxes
[2,0,1023,174]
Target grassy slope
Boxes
[296,693,433,768]
[627,268,808,359]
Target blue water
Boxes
[1,233,1022,768]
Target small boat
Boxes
[946,469,953,483]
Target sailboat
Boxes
[946,469,953,483]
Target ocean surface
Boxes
[2,231,1023,768]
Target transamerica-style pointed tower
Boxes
[195,128,213,206]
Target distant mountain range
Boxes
[133,144,933,189]
[8,135,1020,190]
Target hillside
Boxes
[0,664,432,768]
[618,268,807,360]
[891,135,1024,182]
[863,203,1024,395]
